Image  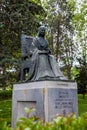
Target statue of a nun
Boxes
[27,26,66,81]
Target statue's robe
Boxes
[27,36,65,81]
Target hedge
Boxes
[0,110,87,130]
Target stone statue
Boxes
[21,26,66,81]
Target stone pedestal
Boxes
[12,80,78,128]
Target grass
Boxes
[78,94,87,115]
[0,99,12,124]
[0,94,87,124]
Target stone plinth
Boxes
[12,80,78,128]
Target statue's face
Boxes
[39,26,46,36]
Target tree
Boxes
[0,0,45,89]
[72,0,87,95]
[71,65,87,98]
[42,0,76,79]
[73,0,87,65]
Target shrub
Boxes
[15,112,87,130]
[0,90,12,100]
[1,112,87,130]
[0,108,87,130]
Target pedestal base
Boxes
[12,80,78,128]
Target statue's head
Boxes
[38,26,46,37]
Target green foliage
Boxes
[0,90,12,100]
[75,67,87,88]
[71,65,87,94]
[0,120,12,130]
[0,99,12,125]
[1,111,87,130]
[72,1,87,81]
[0,0,45,88]
[42,0,76,79]
[78,94,87,115]
[71,67,80,79]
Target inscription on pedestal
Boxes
[48,88,77,120]
[54,91,73,113]
[54,98,73,115]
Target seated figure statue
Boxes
[26,26,66,81]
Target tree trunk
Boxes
[2,74,6,90]
[56,19,60,61]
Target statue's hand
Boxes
[34,48,52,54]
[38,50,48,54]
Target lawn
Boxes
[78,94,87,115]
[0,94,87,124]
[0,99,12,124]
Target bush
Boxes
[1,112,87,130]
[0,90,12,100]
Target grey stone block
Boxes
[12,80,78,128]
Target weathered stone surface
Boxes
[12,80,78,128]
